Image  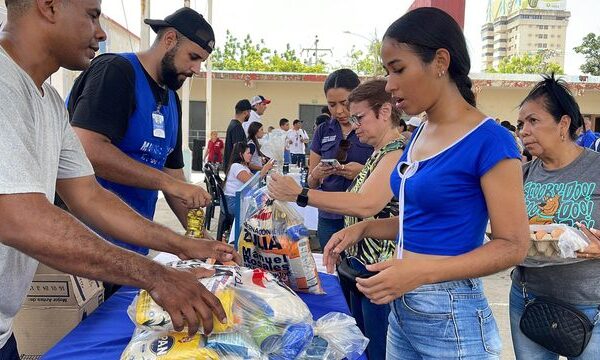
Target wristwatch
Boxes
[296,187,310,207]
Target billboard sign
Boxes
[522,0,567,11]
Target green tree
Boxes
[574,33,600,76]
[487,51,563,74]
[346,39,385,76]
[210,30,326,73]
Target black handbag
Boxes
[519,270,594,357]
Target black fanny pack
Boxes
[518,269,595,357]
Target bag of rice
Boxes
[238,198,323,294]
[128,260,239,333]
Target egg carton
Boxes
[524,224,589,264]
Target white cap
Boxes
[407,117,422,127]
[250,95,271,106]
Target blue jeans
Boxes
[225,195,237,218]
[349,289,390,360]
[509,283,600,359]
[290,153,306,167]
[0,334,19,360]
[386,278,501,359]
[317,217,345,251]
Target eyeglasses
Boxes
[348,113,364,127]
[336,139,352,163]
[348,104,382,127]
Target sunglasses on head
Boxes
[336,139,352,163]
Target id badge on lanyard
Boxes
[152,105,166,139]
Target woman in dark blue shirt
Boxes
[323,8,530,359]
[308,69,374,250]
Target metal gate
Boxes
[298,104,327,153]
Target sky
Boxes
[101,0,600,75]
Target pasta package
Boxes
[128,260,239,333]
[121,331,220,360]
[238,198,323,294]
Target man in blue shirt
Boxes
[67,8,214,256]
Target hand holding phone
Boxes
[320,159,341,169]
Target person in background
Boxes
[269,79,405,359]
[67,7,215,257]
[223,142,273,217]
[308,69,374,250]
[321,105,331,117]
[577,116,600,150]
[204,131,224,168]
[510,74,600,360]
[287,119,309,167]
[314,114,330,131]
[247,122,267,173]
[0,1,237,357]
[323,8,529,359]
[401,116,421,140]
[243,95,271,136]
[224,99,251,170]
[501,120,525,154]
[270,118,291,165]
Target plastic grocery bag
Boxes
[238,195,324,294]
[522,224,590,267]
[300,313,369,360]
[120,331,220,360]
[128,260,238,333]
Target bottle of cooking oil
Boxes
[185,208,205,238]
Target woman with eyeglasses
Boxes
[303,69,374,250]
[268,79,404,359]
[322,8,530,359]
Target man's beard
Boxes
[160,46,189,90]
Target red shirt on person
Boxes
[206,138,224,163]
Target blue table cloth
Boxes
[42,273,367,360]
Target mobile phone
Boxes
[320,159,341,168]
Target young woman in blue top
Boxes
[323,8,530,359]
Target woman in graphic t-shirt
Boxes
[510,74,600,359]
[323,8,530,359]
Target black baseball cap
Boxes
[144,7,215,53]
[235,99,252,112]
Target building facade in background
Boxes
[0,2,7,30]
[49,15,140,97]
[482,0,570,70]
[408,0,466,28]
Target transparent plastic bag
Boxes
[300,313,369,360]
[120,330,220,360]
[238,195,324,294]
[205,332,265,360]
[127,260,239,333]
[522,224,589,267]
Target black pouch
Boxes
[337,256,377,292]
[518,268,594,357]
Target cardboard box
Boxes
[13,263,104,359]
